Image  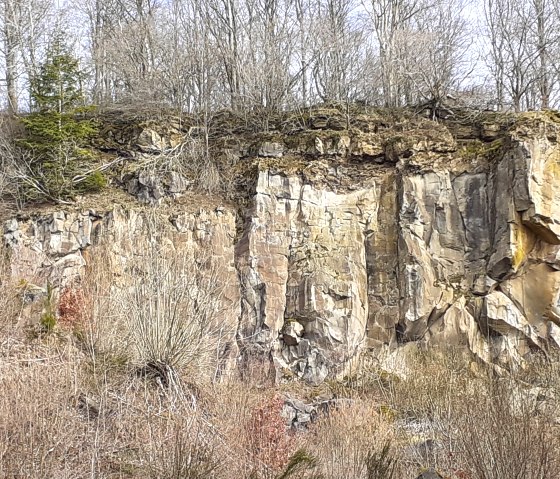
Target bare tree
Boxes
[77,0,163,105]
[484,0,559,111]
[3,0,558,115]
[311,0,366,103]
[241,0,304,122]
[398,0,472,115]
[294,0,314,105]
[2,0,19,112]
[364,0,427,107]
[205,0,242,110]
[487,0,536,111]
[78,0,119,104]
[532,0,557,109]
[0,0,52,112]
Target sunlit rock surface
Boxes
[4,110,560,381]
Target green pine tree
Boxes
[19,35,102,202]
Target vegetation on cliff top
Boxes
[17,37,102,202]
[0,97,553,215]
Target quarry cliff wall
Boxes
[4,108,560,382]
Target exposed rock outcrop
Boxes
[4,108,560,382]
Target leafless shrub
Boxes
[141,415,222,479]
[0,160,9,211]
[375,347,560,478]
[517,349,560,391]
[303,399,398,479]
[0,114,26,213]
[451,377,560,479]
[57,286,87,327]
[246,395,297,474]
[136,133,231,197]
[114,238,234,389]
[2,315,559,479]
[205,382,265,476]
[0,246,21,328]
[0,347,223,478]
[381,346,472,426]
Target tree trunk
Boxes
[535,0,549,109]
[4,0,19,113]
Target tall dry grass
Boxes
[303,399,399,479]
[375,346,560,479]
[0,351,224,478]
[1,329,559,478]
[0,356,91,478]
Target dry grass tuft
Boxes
[303,399,399,479]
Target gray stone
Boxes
[22,284,47,304]
[167,171,190,194]
[282,396,318,429]
[258,142,284,158]
[480,122,501,141]
[415,468,443,479]
[137,128,165,152]
[4,218,18,233]
[127,172,165,204]
[282,320,304,346]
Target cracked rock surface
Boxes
[4,110,560,382]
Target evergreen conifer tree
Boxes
[19,35,102,202]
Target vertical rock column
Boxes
[237,170,385,383]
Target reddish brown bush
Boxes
[58,287,86,327]
[246,395,295,472]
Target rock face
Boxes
[4,110,560,381]
[236,168,387,383]
[4,206,241,368]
